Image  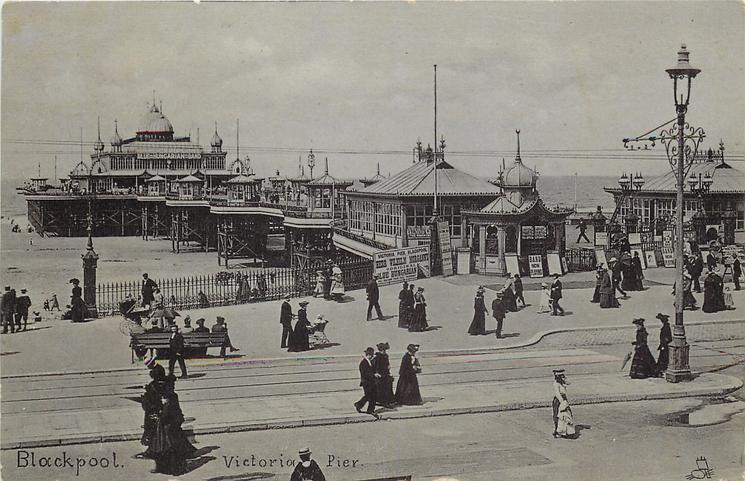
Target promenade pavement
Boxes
[1,269,743,375]
[2,340,742,450]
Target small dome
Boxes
[211,129,223,148]
[502,159,537,188]
[94,138,105,151]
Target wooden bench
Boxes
[130,332,228,363]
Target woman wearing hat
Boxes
[395,344,422,405]
[591,265,604,303]
[598,266,617,309]
[629,318,657,379]
[69,278,86,322]
[468,287,488,335]
[373,342,396,407]
[398,281,412,329]
[537,282,551,314]
[552,370,575,438]
[330,263,345,301]
[408,287,429,332]
[288,300,312,352]
[150,380,197,475]
[656,313,672,374]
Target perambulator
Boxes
[309,315,331,349]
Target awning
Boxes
[332,232,383,260]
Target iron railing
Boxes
[97,257,373,316]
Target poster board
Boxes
[661,248,675,268]
[594,231,608,247]
[528,255,544,278]
[561,257,568,274]
[631,247,646,269]
[628,233,641,245]
[595,249,608,269]
[373,245,430,286]
[504,254,520,276]
[644,250,658,268]
[437,221,453,277]
[521,225,534,240]
[534,225,548,239]
[663,230,673,248]
[546,252,563,275]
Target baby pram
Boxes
[309,317,331,349]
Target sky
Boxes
[2,1,744,183]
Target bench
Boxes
[130,332,228,363]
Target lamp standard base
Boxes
[665,329,692,383]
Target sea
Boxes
[0,175,617,223]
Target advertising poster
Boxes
[373,245,431,286]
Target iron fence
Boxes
[564,247,597,272]
[97,257,373,316]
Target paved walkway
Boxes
[2,341,742,450]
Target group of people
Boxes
[627,314,673,379]
[676,251,740,313]
[235,272,268,303]
[1,285,32,333]
[537,274,563,316]
[138,357,198,475]
[396,281,428,332]
[591,255,637,309]
[280,296,329,352]
[355,342,423,418]
[314,261,345,302]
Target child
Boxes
[538,282,551,314]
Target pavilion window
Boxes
[407,204,433,227]
[736,201,744,231]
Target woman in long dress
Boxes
[330,264,345,301]
[502,278,517,312]
[69,279,86,322]
[151,382,197,475]
[598,269,618,308]
[373,342,396,407]
[288,302,312,352]
[537,283,551,314]
[467,287,488,335]
[408,288,429,332]
[395,344,422,405]
[313,271,325,298]
[552,369,575,438]
[629,318,657,379]
[702,271,721,313]
[397,282,410,328]
[591,266,603,303]
[656,313,672,374]
[632,253,644,290]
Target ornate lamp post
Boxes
[623,44,706,383]
[307,149,316,180]
[687,171,713,244]
[617,172,645,233]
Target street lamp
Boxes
[618,172,645,233]
[307,149,316,180]
[622,44,706,383]
[665,44,706,383]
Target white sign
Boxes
[505,254,520,276]
[595,249,608,269]
[437,221,453,277]
[547,252,563,275]
[595,232,608,247]
[644,250,658,268]
[661,248,675,268]
[628,233,641,245]
[528,255,543,278]
[373,245,430,286]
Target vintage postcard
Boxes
[1,2,744,481]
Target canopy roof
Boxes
[605,161,745,194]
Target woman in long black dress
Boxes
[502,279,517,312]
[656,313,672,374]
[395,344,422,405]
[629,318,657,379]
[69,278,85,322]
[397,282,410,328]
[151,381,197,475]
[591,265,603,303]
[632,252,644,290]
[288,301,312,352]
[408,288,428,332]
[467,287,487,335]
[373,342,395,407]
[702,271,721,313]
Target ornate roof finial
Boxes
[515,129,522,162]
[377,162,380,176]
[324,157,329,176]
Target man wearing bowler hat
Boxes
[290,447,326,481]
[279,294,294,349]
[168,324,188,379]
[366,274,384,321]
[492,291,506,339]
[354,347,380,418]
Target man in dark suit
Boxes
[15,288,32,331]
[492,292,506,339]
[167,324,187,379]
[141,273,157,308]
[1,286,16,334]
[353,347,380,418]
[280,295,294,348]
[366,274,384,321]
[550,274,565,316]
[692,252,704,292]
[212,316,239,357]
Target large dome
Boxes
[138,104,173,134]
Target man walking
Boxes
[550,273,565,316]
[609,258,626,298]
[492,291,506,339]
[168,324,187,379]
[15,288,32,332]
[354,347,380,418]
[692,252,704,293]
[575,218,591,243]
[1,286,15,334]
[366,274,384,321]
[733,256,741,291]
[279,294,294,348]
